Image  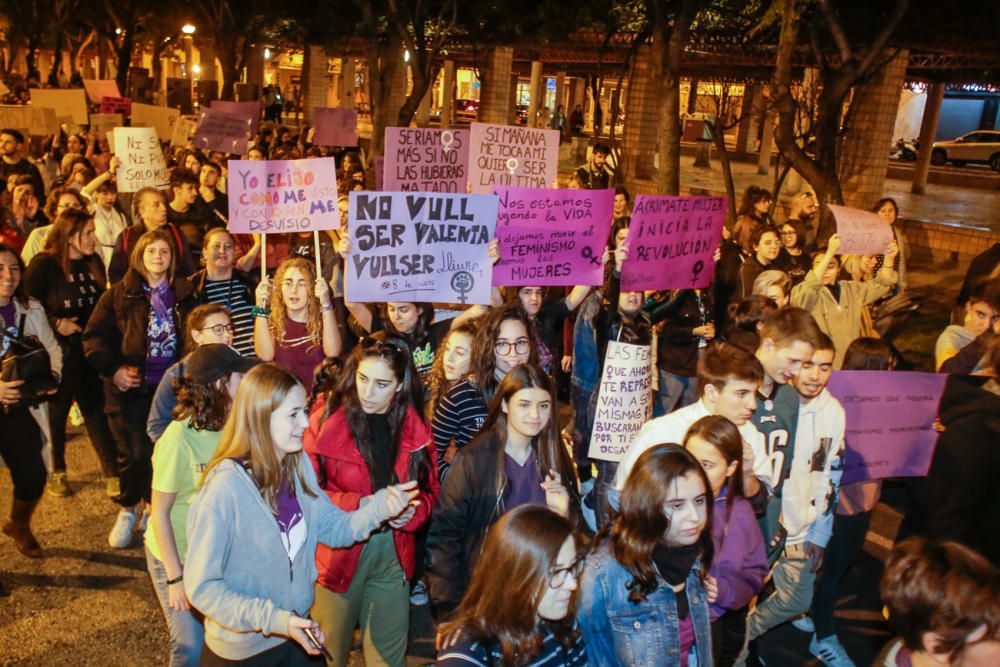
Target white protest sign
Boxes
[113,127,169,192]
[468,123,559,194]
[828,204,895,255]
[588,342,654,462]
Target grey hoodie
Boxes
[184,457,385,661]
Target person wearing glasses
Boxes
[304,336,439,665]
[431,303,538,480]
[189,228,258,357]
[775,218,812,285]
[147,304,240,443]
[436,505,587,666]
[426,364,581,619]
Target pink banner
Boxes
[468,123,559,194]
[313,108,358,147]
[492,187,613,287]
[826,370,948,484]
[227,158,340,233]
[828,204,895,255]
[194,108,253,154]
[383,127,469,193]
[620,195,727,292]
[210,100,261,134]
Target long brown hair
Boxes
[600,444,714,603]
[440,505,582,664]
[684,415,744,514]
[270,257,322,346]
[425,321,478,419]
[470,302,538,404]
[478,364,578,504]
[41,208,107,285]
[201,364,318,511]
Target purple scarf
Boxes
[144,281,177,387]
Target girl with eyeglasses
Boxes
[431,303,538,480]
[189,228,258,357]
[436,505,588,667]
[775,218,812,285]
[23,208,118,498]
[304,335,439,665]
[578,445,715,667]
[426,364,581,619]
[147,303,238,443]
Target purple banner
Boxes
[620,195,727,292]
[826,370,948,484]
[468,123,559,194]
[383,127,469,193]
[492,187,613,287]
[346,191,498,305]
[227,158,340,234]
[313,108,358,147]
[210,100,261,135]
[194,108,253,154]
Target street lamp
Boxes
[182,24,196,35]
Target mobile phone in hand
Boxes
[303,625,333,661]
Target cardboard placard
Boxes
[0,105,59,135]
[210,100,261,135]
[89,113,123,135]
[130,103,180,142]
[345,191,499,305]
[170,115,199,147]
[29,88,89,126]
[828,204,895,255]
[113,127,169,192]
[228,158,340,233]
[588,342,654,462]
[468,122,560,194]
[383,127,469,193]
[621,195,727,291]
[492,186,613,287]
[83,80,122,104]
[313,108,358,147]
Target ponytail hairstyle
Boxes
[184,303,231,354]
[323,334,432,493]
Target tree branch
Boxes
[816,0,852,62]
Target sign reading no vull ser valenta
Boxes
[345,191,498,305]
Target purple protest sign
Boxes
[194,108,253,154]
[227,158,340,234]
[468,123,559,194]
[313,108,358,147]
[383,127,469,193]
[826,370,948,484]
[492,187,613,287]
[620,195,727,292]
[210,100,261,134]
[345,191,498,305]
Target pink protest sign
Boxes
[84,79,121,104]
[828,204,895,255]
[492,187,613,287]
[313,108,358,147]
[227,158,340,233]
[468,123,559,194]
[383,127,469,193]
[100,96,132,116]
[826,370,947,484]
[210,100,261,134]
[620,195,727,292]
[194,108,253,154]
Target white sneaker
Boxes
[791,616,815,633]
[108,508,138,549]
[409,581,429,606]
[810,634,856,667]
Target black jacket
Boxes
[82,269,195,409]
[107,224,196,284]
[654,289,713,376]
[425,433,583,618]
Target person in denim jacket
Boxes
[579,445,715,667]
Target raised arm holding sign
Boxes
[828,204,895,255]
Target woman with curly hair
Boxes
[145,344,259,667]
[436,505,587,666]
[254,256,340,391]
[424,321,477,421]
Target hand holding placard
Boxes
[828,204,895,255]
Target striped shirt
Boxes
[432,378,488,480]
[436,628,587,666]
[203,278,255,356]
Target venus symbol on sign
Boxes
[505,158,519,175]
[581,247,601,266]
[690,259,705,286]
[441,131,454,152]
[451,271,475,304]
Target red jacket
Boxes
[305,398,440,593]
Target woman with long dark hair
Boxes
[84,228,196,548]
[731,186,773,255]
[24,208,117,497]
[426,363,580,618]
[578,444,715,666]
[304,336,439,665]
[431,303,538,480]
[436,505,587,666]
[684,416,767,666]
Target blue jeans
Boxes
[145,545,204,667]
[654,370,697,417]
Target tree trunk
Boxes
[368,37,403,156]
[114,33,134,98]
[653,0,696,195]
[708,121,738,225]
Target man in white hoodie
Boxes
[745,332,847,665]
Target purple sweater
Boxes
[708,489,768,620]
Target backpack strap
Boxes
[16,313,26,338]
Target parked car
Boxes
[931,130,1000,171]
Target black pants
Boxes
[712,605,748,667]
[106,387,154,508]
[201,640,321,666]
[810,511,872,639]
[0,407,45,502]
[50,337,117,476]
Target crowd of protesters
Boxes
[0,114,998,667]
